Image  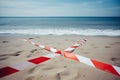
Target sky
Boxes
[0,0,120,17]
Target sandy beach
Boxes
[0,35,120,80]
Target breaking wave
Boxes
[0,29,120,36]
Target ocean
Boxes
[0,17,120,36]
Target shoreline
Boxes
[0,35,120,80]
[0,34,120,37]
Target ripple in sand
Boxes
[26,76,36,80]
[84,52,89,54]
[109,43,115,45]
[93,46,98,48]
[90,44,98,48]
[115,42,120,44]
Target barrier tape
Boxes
[23,39,120,76]
[63,52,120,76]
[64,39,86,52]
[23,39,86,54]
[0,54,60,78]
[23,40,120,76]
[1,39,120,78]
[23,39,62,54]
[0,39,84,78]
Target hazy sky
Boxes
[0,0,120,17]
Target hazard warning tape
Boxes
[0,53,60,78]
[64,39,86,52]
[1,39,120,78]
[0,39,84,78]
[22,39,86,54]
[63,52,120,76]
[23,39,62,54]
[23,39,120,76]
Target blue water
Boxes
[0,17,120,36]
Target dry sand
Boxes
[0,36,120,80]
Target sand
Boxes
[0,35,120,80]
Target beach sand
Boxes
[0,36,120,80]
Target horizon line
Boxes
[0,16,120,18]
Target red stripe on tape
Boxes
[28,56,50,64]
[91,59,120,76]
[71,46,78,48]
[55,50,62,54]
[45,46,51,51]
[0,66,19,78]
[64,52,79,61]
[35,43,40,47]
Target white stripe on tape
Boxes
[76,55,95,67]
[31,41,36,45]
[65,48,75,51]
[113,65,120,75]
[9,61,36,70]
[73,43,81,46]
[39,45,45,48]
[44,54,60,58]
[50,48,57,52]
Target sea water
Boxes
[0,17,120,36]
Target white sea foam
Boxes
[0,29,120,36]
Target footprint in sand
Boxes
[63,66,67,68]
[65,39,69,41]
[27,49,38,57]
[30,49,38,53]
[90,44,98,48]
[84,52,89,54]
[26,76,35,80]
[90,44,95,46]
[0,51,23,60]
[109,42,120,47]
[0,57,8,60]
[2,41,8,43]
[26,64,80,80]
[115,42,120,44]
[105,46,111,48]
[110,58,120,67]
[28,38,34,39]
[110,58,119,61]
[109,43,115,45]
[12,51,23,56]
[56,73,61,80]
[93,46,98,48]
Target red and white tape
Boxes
[63,52,120,76]
[0,39,84,78]
[23,39,120,76]
[23,39,62,54]
[0,53,60,78]
[1,39,120,78]
[23,39,86,54]
[64,39,86,52]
